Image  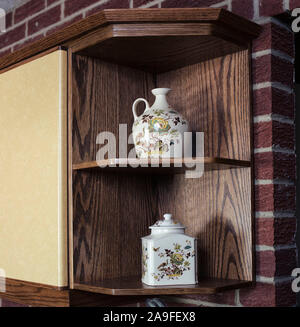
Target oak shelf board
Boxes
[72,157,251,173]
[74,277,254,296]
[74,32,248,73]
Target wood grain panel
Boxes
[157,49,251,161]
[154,49,253,281]
[72,170,157,283]
[72,55,155,163]
[71,55,157,284]
[154,168,252,281]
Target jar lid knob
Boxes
[164,213,172,221]
[149,213,185,231]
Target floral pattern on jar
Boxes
[142,245,148,278]
[152,240,195,281]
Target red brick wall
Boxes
[0,0,298,307]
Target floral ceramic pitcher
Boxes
[132,88,190,159]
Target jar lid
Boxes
[150,213,185,230]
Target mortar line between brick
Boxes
[211,0,229,8]
[82,0,110,15]
[255,179,295,185]
[61,0,64,20]
[252,0,259,20]
[255,17,272,25]
[11,8,15,25]
[256,276,276,284]
[256,275,294,284]
[256,244,297,251]
[252,49,294,63]
[235,290,242,307]
[24,20,28,38]
[48,0,64,8]
[253,82,293,94]
[253,113,294,124]
[254,146,295,154]
[283,0,290,10]
[255,211,295,218]
[139,0,163,8]
[227,0,232,11]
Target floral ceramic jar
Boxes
[141,213,198,286]
[132,88,190,159]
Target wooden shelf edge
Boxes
[72,157,251,171]
[0,277,253,305]
[73,278,254,296]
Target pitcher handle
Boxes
[132,98,150,121]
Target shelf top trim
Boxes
[0,8,261,72]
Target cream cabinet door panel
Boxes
[0,50,68,287]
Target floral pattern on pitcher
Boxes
[132,88,190,159]
[152,240,195,281]
[134,112,186,158]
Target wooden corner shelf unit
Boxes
[0,8,261,305]
[68,8,260,296]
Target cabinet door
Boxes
[0,50,68,287]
